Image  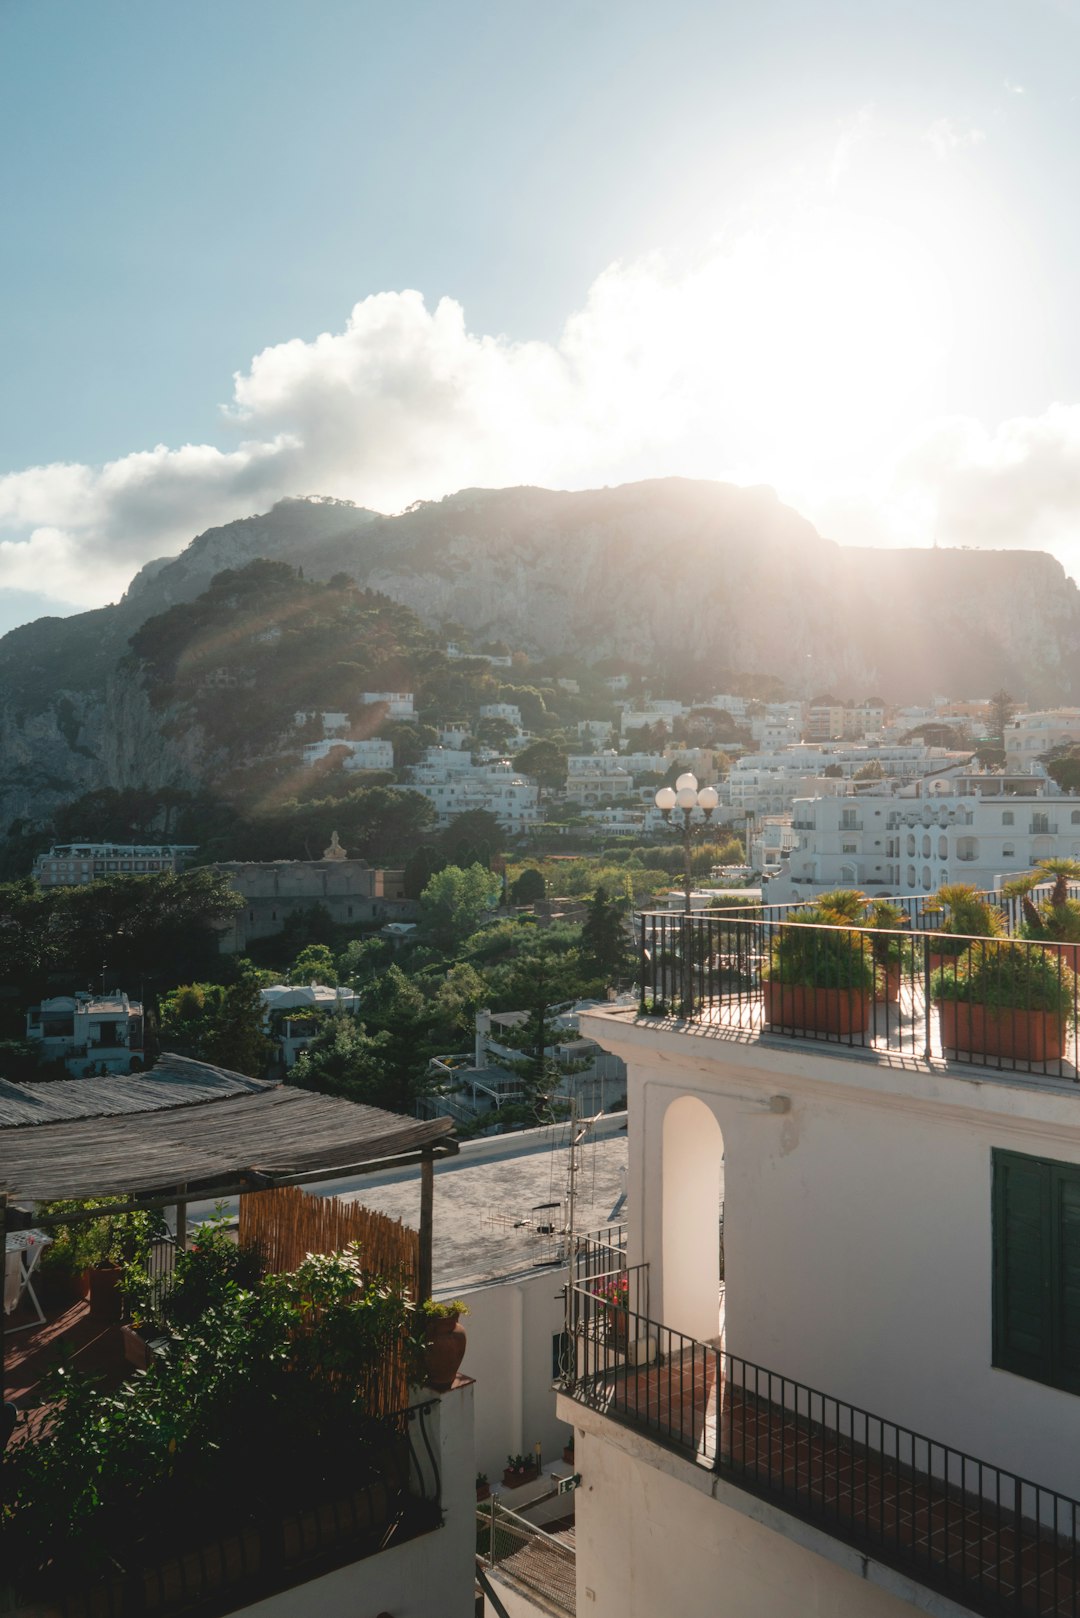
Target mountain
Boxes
[2,477,1078,828]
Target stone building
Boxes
[212,857,412,952]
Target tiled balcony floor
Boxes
[649,979,1080,1083]
[586,1347,1079,1617]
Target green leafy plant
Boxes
[931,941,1076,1020]
[922,884,1004,958]
[762,906,877,993]
[1009,859,1080,946]
[420,1297,469,1321]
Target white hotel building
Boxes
[767,774,1080,899]
[729,742,972,817]
[402,747,540,833]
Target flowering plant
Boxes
[592,1274,629,1309]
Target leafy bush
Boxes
[931,941,1076,1020]
[763,906,877,992]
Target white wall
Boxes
[460,1269,574,1486]
[235,1381,476,1618]
[584,1011,1080,1503]
[572,1420,926,1618]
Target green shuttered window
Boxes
[993,1149,1080,1395]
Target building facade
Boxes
[213,859,411,952]
[32,843,196,886]
[26,991,144,1076]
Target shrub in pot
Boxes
[762,904,878,1035]
[922,884,1003,971]
[1008,859,1080,973]
[932,940,1076,1065]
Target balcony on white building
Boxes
[555,905,1080,1618]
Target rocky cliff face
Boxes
[2,478,1078,830]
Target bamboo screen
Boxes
[239,1186,421,1416]
[239,1185,419,1294]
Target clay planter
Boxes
[763,981,872,1037]
[1044,941,1080,975]
[562,1445,575,1466]
[880,962,902,1003]
[938,1000,1067,1065]
[424,1312,467,1392]
[502,1464,539,1490]
[88,1262,123,1322]
[121,1324,154,1370]
[476,1483,491,1502]
[603,1305,629,1348]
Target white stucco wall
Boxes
[460,1269,574,1487]
[582,1009,1080,1504]
[569,1416,935,1618]
[236,1381,476,1618]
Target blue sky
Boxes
[4,0,1080,629]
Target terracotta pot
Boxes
[89,1262,123,1322]
[1044,941,1080,975]
[562,1445,575,1465]
[476,1483,491,1502]
[121,1324,153,1369]
[424,1313,467,1391]
[938,1000,1067,1065]
[880,963,902,1002]
[763,981,872,1036]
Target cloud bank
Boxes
[5,228,1080,628]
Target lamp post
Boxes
[654,773,719,914]
[654,773,719,1017]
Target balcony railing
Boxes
[638,909,1080,1081]
[563,1236,1080,1618]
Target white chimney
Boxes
[475,1008,491,1070]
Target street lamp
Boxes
[654,773,719,914]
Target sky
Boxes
[4,0,1080,634]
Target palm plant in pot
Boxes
[931,939,1076,1065]
[1007,859,1080,973]
[863,898,911,1002]
[922,884,1003,972]
[762,901,878,1036]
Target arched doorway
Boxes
[662,1094,724,1342]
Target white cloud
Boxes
[924,118,986,159]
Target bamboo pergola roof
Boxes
[0,1054,457,1214]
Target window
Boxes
[1003,811,1014,826]
[1073,811,1080,825]
[993,1149,1080,1394]
[842,841,857,854]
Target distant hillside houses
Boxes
[401,748,540,832]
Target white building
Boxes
[446,641,513,669]
[558,970,1080,1618]
[404,749,540,832]
[728,742,971,816]
[25,991,144,1076]
[301,737,394,771]
[259,982,361,1068]
[749,814,797,875]
[769,773,1080,898]
[32,843,197,886]
[577,719,615,747]
[294,709,349,734]
[1005,708,1080,771]
[360,690,415,719]
[566,752,635,805]
[479,702,523,728]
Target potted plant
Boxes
[864,899,910,1002]
[1008,859,1080,973]
[922,884,1003,972]
[593,1272,630,1345]
[502,1452,539,1489]
[476,1471,491,1502]
[932,940,1076,1064]
[420,1298,469,1392]
[762,904,878,1035]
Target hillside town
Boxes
[9,4,1080,1617]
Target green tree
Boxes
[429,962,488,1045]
[1048,748,1080,794]
[159,967,272,1077]
[513,740,568,794]
[359,964,431,1111]
[989,688,1017,747]
[438,809,504,867]
[288,943,338,986]
[853,759,885,781]
[289,1015,392,1104]
[420,863,502,950]
[510,867,546,906]
[403,843,447,900]
[581,886,630,984]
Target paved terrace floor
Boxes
[5,1294,128,1445]
[580,1347,1079,1618]
[647,978,1080,1081]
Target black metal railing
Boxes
[638,910,1080,1080]
[564,1238,1080,1618]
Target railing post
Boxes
[923,935,933,1062]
